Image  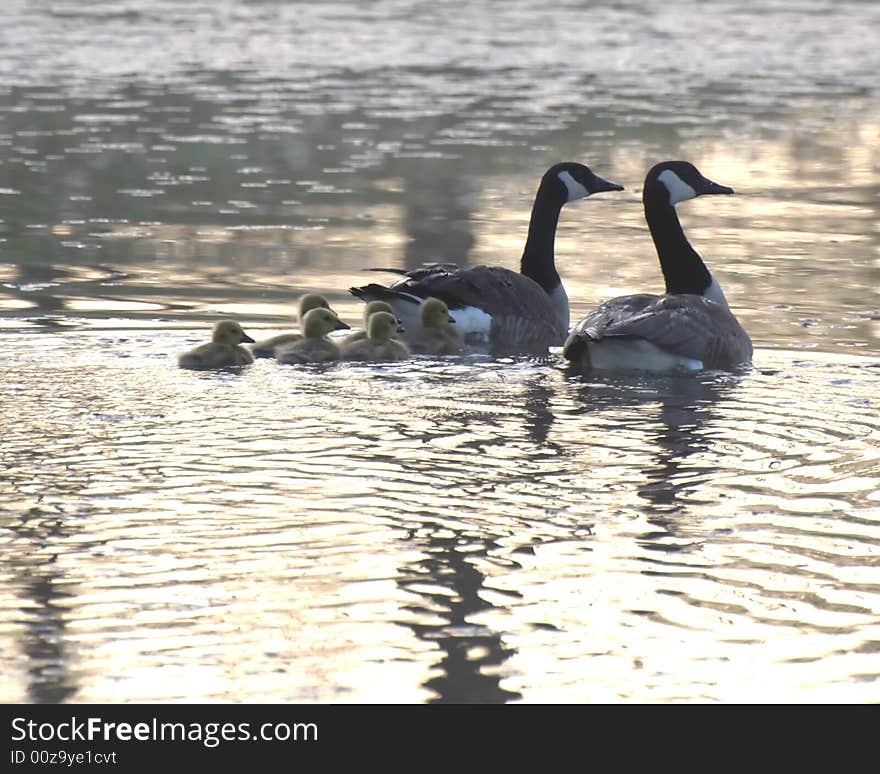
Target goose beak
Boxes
[701,177,734,196]
[447,315,455,324]
[241,333,255,344]
[591,174,624,194]
[397,323,406,333]
[334,319,351,331]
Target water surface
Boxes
[1,0,879,703]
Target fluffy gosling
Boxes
[341,299,396,346]
[178,320,255,369]
[250,293,336,358]
[406,297,461,356]
[275,307,350,364]
[340,311,409,362]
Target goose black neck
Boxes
[644,194,712,296]
[520,181,564,294]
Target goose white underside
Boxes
[585,338,703,372]
[383,295,492,342]
[383,295,423,336]
[449,306,493,342]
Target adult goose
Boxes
[178,320,255,369]
[563,160,752,373]
[350,162,623,354]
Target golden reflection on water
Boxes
[2,330,879,702]
[1,0,880,704]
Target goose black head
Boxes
[645,161,734,207]
[544,162,624,203]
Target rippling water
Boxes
[1,0,879,703]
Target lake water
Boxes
[1,0,878,703]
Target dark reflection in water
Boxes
[520,375,559,449]
[398,525,521,704]
[565,369,743,544]
[2,1,880,704]
[9,507,79,703]
[633,376,735,514]
[401,160,476,269]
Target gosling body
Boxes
[251,293,335,358]
[341,300,396,346]
[405,297,461,356]
[341,311,410,362]
[178,320,255,369]
[275,307,350,364]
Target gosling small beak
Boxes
[397,323,406,333]
[241,333,255,344]
[334,319,351,331]
[447,315,456,324]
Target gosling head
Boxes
[212,319,255,346]
[367,310,404,341]
[302,307,350,338]
[420,297,455,328]
[363,299,394,322]
[297,293,333,320]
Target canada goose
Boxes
[405,297,461,356]
[340,311,410,362]
[250,292,335,358]
[563,160,752,373]
[350,162,623,354]
[275,307,350,364]
[341,299,396,346]
[177,320,255,369]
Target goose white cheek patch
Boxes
[657,169,697,204]
[557,170,589,201]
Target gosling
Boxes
[250,293,336,358]
[405,297,461,356]
[341,299,396,346]
[178,320,255,369]
[275,307,350,364]
[340,311,410,362]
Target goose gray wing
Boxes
[565,293,752,370]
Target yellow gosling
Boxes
[406,297,461,356]
[251,293,336,358]
[178,320,255,369]
[275,307,350,364]
[340,310,409,362]
[341,299,396,346]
